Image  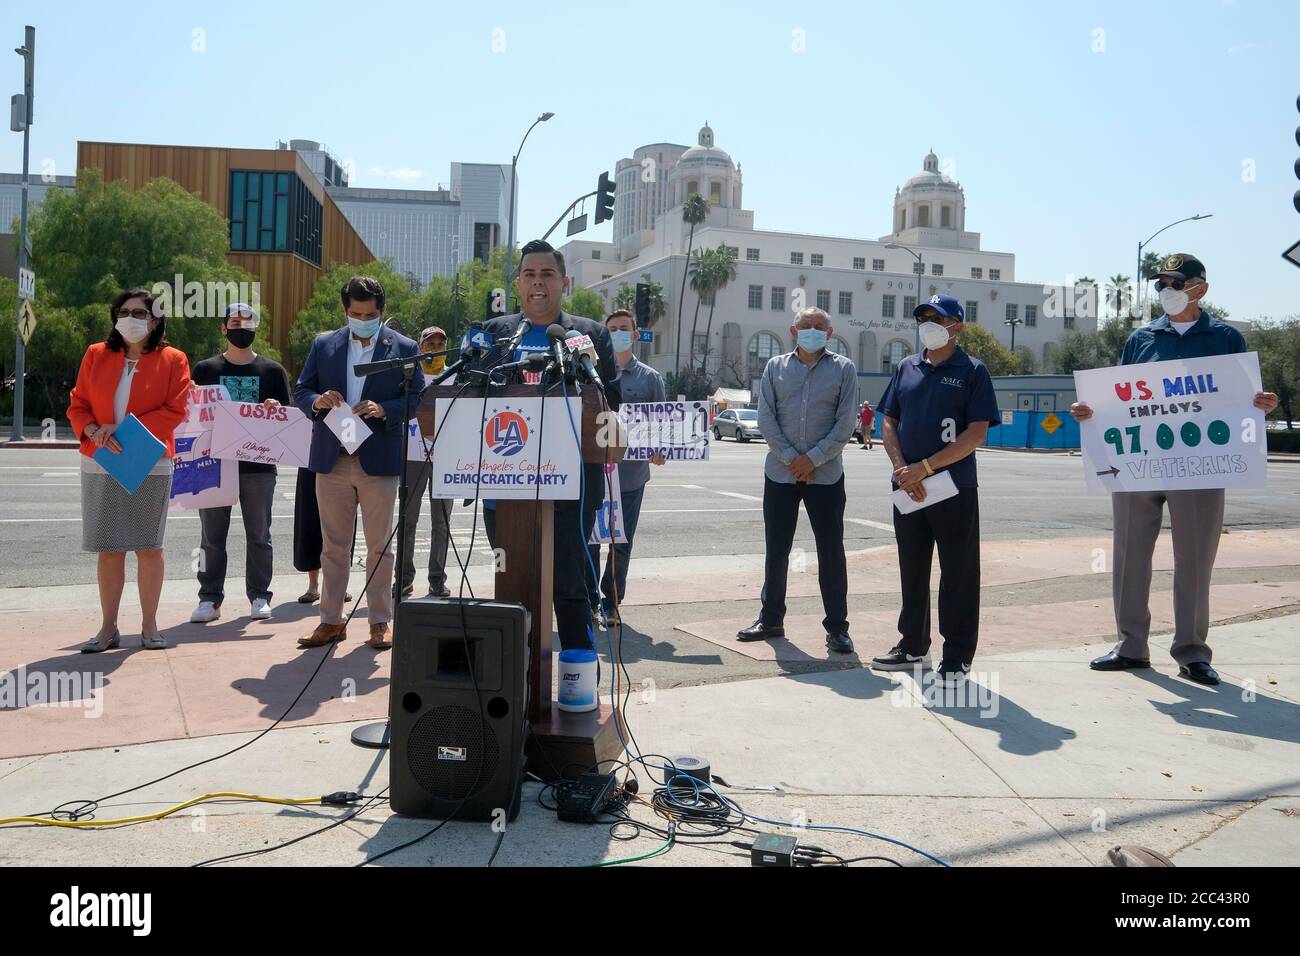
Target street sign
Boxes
[17,266,34,301]
[1041,412,1061,435]
[18,298,36,345]
[1284,239,1300,270]
[637,329,654,343]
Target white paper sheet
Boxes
[891,469,959,515]
[324,404,372,455]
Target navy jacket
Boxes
[294,325,425,477]
[472,312,622,410]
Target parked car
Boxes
[713,408,763,442]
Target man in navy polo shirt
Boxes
[871,295,1001,685]
[1071,253,1279,686]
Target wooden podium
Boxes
[416,381,626,781]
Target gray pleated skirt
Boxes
[80,456,173,553]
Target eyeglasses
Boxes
[115,308,151,319]
[1157,277,1200,291]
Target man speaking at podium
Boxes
[475,239,621,651]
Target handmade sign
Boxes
[619,401,710,462]
[170,383,238,510]
[209,401,311,467]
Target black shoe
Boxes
[400,585,414,599]
[736,620,784,642]
[935,660,970,686]
[1179,662,1220,686]
[826,632,854,655]
[870,645,931,671]
[1090,650,1151,671]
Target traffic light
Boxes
[595,171,615,224]
[635,283,650,326]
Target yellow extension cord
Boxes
[0,792,323,829]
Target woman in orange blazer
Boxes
[66,287,191,652]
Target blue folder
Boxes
[92,413,166,494]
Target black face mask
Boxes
[226,327,256,349]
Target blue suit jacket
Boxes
[294,325,425,477]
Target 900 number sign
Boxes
[1102,419,1233,456]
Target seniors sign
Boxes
[1073,352,1267,493]
[428,397,583,500]
[619,401,710,462]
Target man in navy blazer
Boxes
[294,276,424,651]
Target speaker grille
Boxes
[407,705,500,801]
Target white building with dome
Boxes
[563,127,1093,390]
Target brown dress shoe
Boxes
[298,622,347,648]
[367,623,392,650]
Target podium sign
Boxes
[428,396,583,499]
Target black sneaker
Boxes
[870,645,931,670]
[935,661,971,686]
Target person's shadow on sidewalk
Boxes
[231,643,389,721]
[902,673,1078,757]
[1,646,133,712]
[1133,669,1300,747]
[604,623,723,668]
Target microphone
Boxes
[502,317,531,357]
[545,324,570,379]
[564,329,603,388]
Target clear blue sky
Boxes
[5,0,1297,320]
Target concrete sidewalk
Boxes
[1,616,1296,867]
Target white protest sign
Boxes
[1073,352,1267,493]
[589,463,628,544]
[210,400,311,467]
[407,418,434,463]
[170,383,239,510]
[324,404,371,454]
[619,401,710,462]
[429,397,582,499]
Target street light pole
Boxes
[502,111,553,316]
[886,241,924,352]
[10,26,33,442]
[1135,213,1212,322]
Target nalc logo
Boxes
[485,408,529,457]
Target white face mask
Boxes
[116,316,151,343]
[918,321,952,351]
[1159,287,1190,317]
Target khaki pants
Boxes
[316,454,399,626]
[1112,489,1224,666]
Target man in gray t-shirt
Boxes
[587,309,666,625]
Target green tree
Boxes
[700,244,738,374]
[686,246,715,371]
[563,287,605,320]
[612,282,635,312]
[1249,316,1300,428]
[957,322,1023,376]
[1107,273,1132,321]
[673,193,709,375]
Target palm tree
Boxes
[1108,274,1131,321]
[686,247,714,372]
[700,244,738,374]
[613,282,635,312]
[674,193,710,376]
[639,277,667,362]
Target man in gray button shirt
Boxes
[738,307,859,654]
[587,309,667,624]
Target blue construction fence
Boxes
[857,372,1082,450]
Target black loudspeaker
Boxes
[389,598,530,821]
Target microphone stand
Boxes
[350,351,423,750]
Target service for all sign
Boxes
[1073,352,1267,493]
[428,397,583,499]
[619,401,710,461]
[170,384,239,510]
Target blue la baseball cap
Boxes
[913,293,964,322]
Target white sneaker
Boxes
[250,598,272,620]
[190,601,221,624]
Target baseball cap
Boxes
[224,302,260,326]
[420,325,447,341]
[913,293,965,322]
[1151,253,1206,284]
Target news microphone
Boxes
[546,324,570,378]
[503,317,531,357]
[564,329,603,388]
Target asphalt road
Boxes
[1,440,1298,591]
